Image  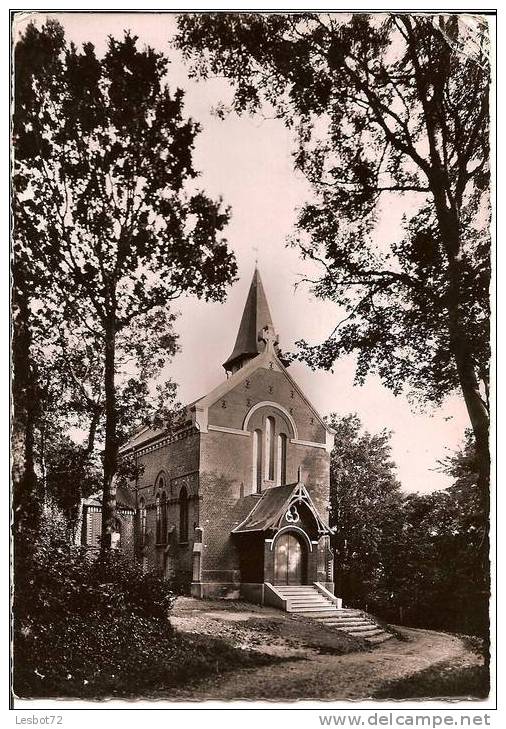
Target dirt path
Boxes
[168,627,483,701]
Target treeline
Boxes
[12,20,237,545]
[329,415,489,638]
[12,20,240,699]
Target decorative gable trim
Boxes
[232,479,332,536]
[273,481,332,537]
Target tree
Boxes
[328,413,404,610]
[329,417,488,635]
[175,12,491,486]
[30,307,179,539]
[12,252,42,533]
[379,431,487,635]
[435,431,488,634]
[13,21,237,548]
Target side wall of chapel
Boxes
[134,430,200,586]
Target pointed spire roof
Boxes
[223,267,277,372]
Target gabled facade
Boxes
[84,268,336,602]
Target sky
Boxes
[13,11,472,493]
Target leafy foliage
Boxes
[328,413,404,608]
[13,21,237,542]
[14,515,276,698]
[329,417,488,636]
[12,514,164,695]
[43,436,102,536]
[14,22,236,323]
[394,432,489,636]
[175,12,490,482]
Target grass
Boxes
[14,624,286,700]
[15,596,365,700]
[373,662,489,700]
[172,596,369,656]
[243,615,368,655]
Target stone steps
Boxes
[288,600,332,606]
[367,632,394,644]
[326,618,372,624]
[342,625,382,634]
[290,605,341,613]
[273,585,394,645]
[301,610,357,618]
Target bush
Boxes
[13,515,177,697]
[13,515,280,698]
[14,516,176,625]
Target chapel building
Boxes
[81,268,337,605]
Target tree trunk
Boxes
[450,327,490,484]
[101,316,118,551]
[12,256,41,534]
[448,245,490,490]
[85,404,101,458]
[434,199,490,490]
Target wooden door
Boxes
[274,532,306,585]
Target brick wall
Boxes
[122,360,331,595]
[134,430,200,580]
[208,365,326,443]
[198,363,331,589]
[199,429,249,582]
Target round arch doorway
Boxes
[273,531,308,585]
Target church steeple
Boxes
[223,267,279,373]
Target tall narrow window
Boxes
[266,416,275,481]
[253,429,263,493]
[179,486,189,542]
[160,492,167,544]
[87,507,102,547]
[155,494,161,543]
[139,497,147,546]
[112,518,122,549]
[277,433,287,485]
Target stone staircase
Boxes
[274,585,393,644]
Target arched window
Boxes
[179,486,189,542]
[253,429,263,493]
[160,492,167,544]
[139,497,147,546]
[277,433,287,486]
[265,416,275,481]
[155,494,161,544]
[112,518,122,549]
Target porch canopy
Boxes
[232,481,332,537]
